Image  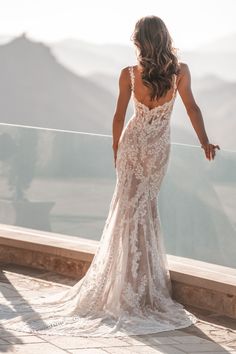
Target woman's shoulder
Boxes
[177,61,190,76]
[120,65,133,73]
[119,66,137,87]
[119,66,133,80]
[176,62,191,86]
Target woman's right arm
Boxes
[112,67,131,167]
[177,62,220,160]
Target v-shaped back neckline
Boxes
[128,65,177,112]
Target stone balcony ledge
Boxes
[0,223,235,319]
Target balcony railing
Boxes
[0,122,235,269]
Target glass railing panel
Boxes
[0,123,235,268]
[159,143,236,268]
[0,123,116,239]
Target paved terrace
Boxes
[0,264,235,354]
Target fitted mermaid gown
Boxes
[1,65,198,337]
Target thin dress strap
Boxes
[171,74,177,99]
[128,66,135,92]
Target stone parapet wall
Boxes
[0,224,235,319]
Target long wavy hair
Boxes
[130,16,180,101]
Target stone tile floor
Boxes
[0,263,235,354]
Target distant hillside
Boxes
[49,35,236,150]
[51,38,136,76]
[181,32,236,81]
[0,34,235,150]
[51,34,236,81]
[0,34,118,133]
[197,32,236,52]
[172,75,236,150]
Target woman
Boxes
[2,15,220,337]
[113,17,219,167]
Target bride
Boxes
[1,15,220,337]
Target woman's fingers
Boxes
[204,144,220,161]
[211,147,215,160]
[211,144,220,160]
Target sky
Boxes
[0,0,236,50]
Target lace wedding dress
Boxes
[1,65,198,337]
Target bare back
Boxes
[130,65,178,110]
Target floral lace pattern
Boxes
[1,65,198,337]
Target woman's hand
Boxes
[201,142,220,161]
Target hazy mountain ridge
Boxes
[52,33,236,81]
[0,35,116,133]
[50,34,236,150]
[0,34,235,150]
[51,38,136,76]
[196,32,236,52]
[172,76,236,150]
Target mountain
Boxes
[0,35,14,45]
[180,33,236,81]
[51,38,136,76]
[0,34,235,150]
[49,35,236,150]
[180,51,236,82]
[51,34,236,81]
[171,75,236,150]
[196,32,236,52]
[0,34,118,133]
